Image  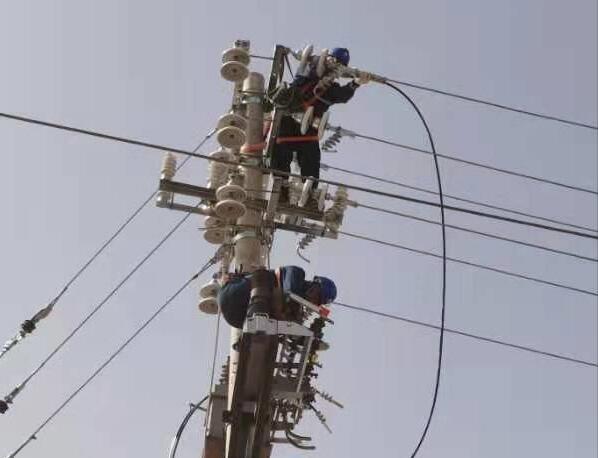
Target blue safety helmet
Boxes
[313,276,337,304]
[330,48,350,66]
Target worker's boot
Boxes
[247,269,274,317]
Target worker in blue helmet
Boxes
[270,46,371,205]
[217,266,337,329]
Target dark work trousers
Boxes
[218,277,251,329]
[271,140,321,186]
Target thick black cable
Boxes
[387,78,598,131]
[383,81,447,458]
[7,263,215,458]
[0,130,214,364]
[333,302,597,368]
[1,210,193,412]
[340,230,597,297]
[1,111,596,241]
[350,130,598,196]
[169,396,209,458]
[322,163,598,235]
[357,202,597,263]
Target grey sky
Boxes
[0,1,596,457]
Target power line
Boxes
[356,202,597,263]
[2,112,596,242]
[387,78,598,131]
[339,230,598,297]
[383,81,447,458]
[346,129,598,196]
[1,209,193,413]
[249,53,598,131]
[333,302,597,368]
[6,260,215,458]
[0,130,214,364]
[322,163,598,235]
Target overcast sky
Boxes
[0,1,596,457]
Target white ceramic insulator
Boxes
[208,150,231,189]
[161,153,177,180]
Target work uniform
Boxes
[217,266,311,329]
[271,77,359,182]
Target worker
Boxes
[270,47,371,204]
[217,266,337,329]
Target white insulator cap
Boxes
[300,106,314,135]
[222,47,250,65]
[296,44,314,77]
[208,149,232,189]
[203,227,226,245]
[221,61,249,82]
[214,199,246,220]
[316,49,329,77]
[217,113,248,131]
[216,183,247,202]
[317,111,330,140]
[217,126,246,149]
[161,152,177,180]
[204,216,223,228]
[200,279,220,298]
[198,297,219,315]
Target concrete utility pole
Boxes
[156,40,350,458]
[225,70,267,457]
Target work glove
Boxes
[355,71,372,85]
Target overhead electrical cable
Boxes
[6,259,216,458]
[356,202,597,263]
[0,129,214,364]
[340,230,598,297]
[322,163,598,235]
[333,302,597,368]
[383,81,447,458]
[1,209,194,413]
[386,78,598,131]
[250,53,598,130]
[169,396,209,458]
[343,128,598,196]
[1,111,596,241]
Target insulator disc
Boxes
[217,113,248,131]
[222,47,250,65]
[217,126,246,149]
[198,297,219,315]
[203,227,226,244]
[215,199,246,220]
[204,216,223,228]
[220,61,249,82]
[200,280,220,298]
[318,111,330,140]
[216,184,247,202]
[300,106,314,135]
[316,49,329,77]
[318,184,328,211]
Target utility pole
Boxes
[156,40,350,458]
